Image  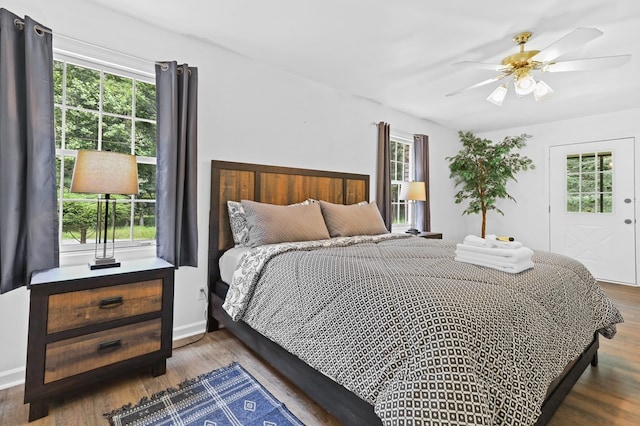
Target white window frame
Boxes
[390,135,415,233]
[53,41,157,266]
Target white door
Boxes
[549,138,636,285]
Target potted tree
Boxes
[447,131,534,238]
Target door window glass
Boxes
[566,152,613,213]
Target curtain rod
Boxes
[13,17,168,69]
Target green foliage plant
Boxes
[446,131,535,238]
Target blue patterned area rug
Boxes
[105,362,304,426]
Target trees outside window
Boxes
[390,139,413,228]
[54,56,157,251]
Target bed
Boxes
[207,160,622,425]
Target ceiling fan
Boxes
[446,28,631,106]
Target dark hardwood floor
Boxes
[0,282,638,425]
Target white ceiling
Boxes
[90,0,639,133]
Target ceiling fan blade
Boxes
[453,61,509,72]
[544,55,631,72]
[446,75,509,97]
[531,28,603,63]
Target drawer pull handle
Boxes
[97,339,122,353]
[99,296,124,309]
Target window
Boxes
[53,55,157,253]
[566,151,613,213]
[390,138,413,227]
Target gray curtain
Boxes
[155,62,198,267]
[0,9,59,294]
[414,134,431,232]
[376,122,392,231]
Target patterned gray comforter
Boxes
[223,235,623,425]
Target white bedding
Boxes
[219,246,251,284]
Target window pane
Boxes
[600,171,612,192]
[601,194,613,213]
[135,121,156,157]
[65,110,99,150]
[566,156,579,173]
[581,154,595,172]
[54,107,62,149]
[136,81,156,120]
[580,173,595,192]
[581,194,596,213]
[566,174,579,192]
[53,61,63,105]
[395,143,404,162]
[137,163,156,199]
[104,73,133,116]
[598,153,612,171]
[102,115,132,153]
[398,203,406,224]
[391,183,399,203]
[133,202,156,240]
[63,157,76,198]
[66,64,100,110]
[114,202,133,240]
[567,194,580,212]
[393,162,401,181]
[55,157,62,200]
[61,201,98,245]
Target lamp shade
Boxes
[487,84,508,106]
[533,80,554,102]
[399,181,426,201]
[514,73,536,96]
[71,150,139,195]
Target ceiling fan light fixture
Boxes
[533,80,554,101]
[486,83,508,106]
[514,72,536,96]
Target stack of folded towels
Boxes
[455,234,534,273]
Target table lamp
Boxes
[399,181,426,235]
[70,150,139,269]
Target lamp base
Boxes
[89,258,121,270]
[405,228,420,235]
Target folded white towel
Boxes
[454,255,534,274]
[463,234,523,249]
[455,244,534,262]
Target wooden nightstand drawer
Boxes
[26,258,174,422]
[44,318,162,384]
[47,279,163,334]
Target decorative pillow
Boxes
[228,199,317,247]
[241,199,330,247]
[319,200,389,237]
[227,201,250,246]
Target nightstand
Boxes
[24,258,174,421]
[417,232,443,239]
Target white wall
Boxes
[0,0,463,388]
[474,109,639,261]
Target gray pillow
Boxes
[319,200,389,237]
[241,200,330,247]
[228,199,318,247]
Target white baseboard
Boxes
[0,366,26,391]
[0,320,209,391]
[172,320,207,341]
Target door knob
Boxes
[624,198,632,204]
[624,219,633,224]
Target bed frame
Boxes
[207,159,599,425]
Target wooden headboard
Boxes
[208,160,370,282]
